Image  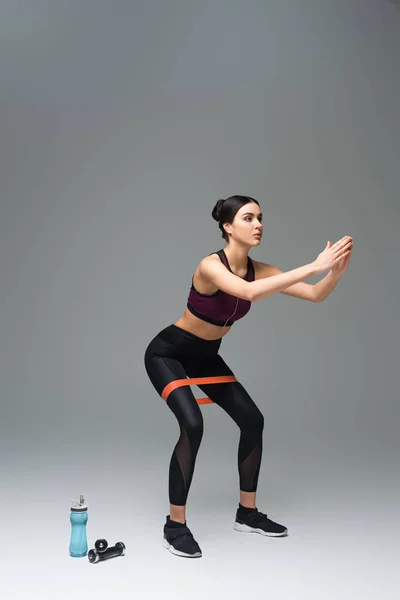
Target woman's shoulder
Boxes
[199,250,223,266]
[191,252,222,295]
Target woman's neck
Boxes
[223,244,249,272]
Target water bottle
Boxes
[69,495,88,557]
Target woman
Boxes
[144,195,353,558]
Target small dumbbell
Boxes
[94,538,108,553]
[88,541,126,563]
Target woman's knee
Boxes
[184,415,204,444]
[252,409,264,433]
[258,411,265,433]
[242,408,264,435]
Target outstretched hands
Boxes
[313,236,353,275]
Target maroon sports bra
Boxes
[186,249,255,327]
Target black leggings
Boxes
[144,324,264,506]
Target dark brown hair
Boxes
[212,195,260,241]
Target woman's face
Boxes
[225,202,263,245]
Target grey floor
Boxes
[3,443,398,600]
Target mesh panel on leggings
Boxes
[174,427,192,496]
[169,418,204,505]
[238,440,262,492]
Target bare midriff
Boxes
[173,308,231,341]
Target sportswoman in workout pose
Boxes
[144,195,353,558]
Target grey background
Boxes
[1,0,399,598]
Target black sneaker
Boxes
[162,516,202,558]
[234,506,288,537]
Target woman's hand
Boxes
[313,236,353,275]
[327,240,352,276]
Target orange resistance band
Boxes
[161,375,237,405]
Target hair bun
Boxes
[212,198,226,222]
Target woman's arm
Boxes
[200,257,318,302]
[253,260,345,302]
[199,236,351,302]
[252,260,318,302]
[312,270,342,302]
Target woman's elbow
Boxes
[247,284,262,302]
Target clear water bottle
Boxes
[69,495,88,557]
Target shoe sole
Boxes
[233,522,288,537]
[162,536,202,558]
